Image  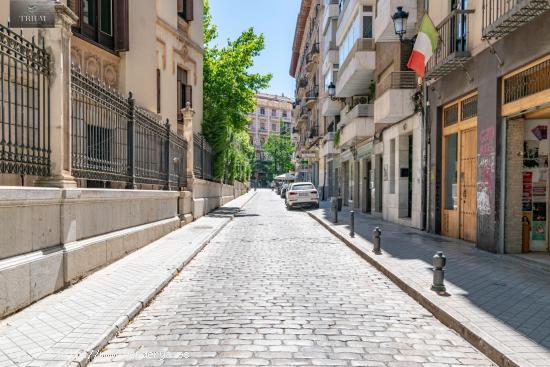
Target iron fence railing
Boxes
[425,10,474,79]
[193,133,214,181]
[377,71,417,97]
[482,0,550,39]
[71,64,187,189]
[0,24,51,177]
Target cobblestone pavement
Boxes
[91,190,495,366]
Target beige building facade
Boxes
[248,93,293,185]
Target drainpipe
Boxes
[422,0,431,233]
[498,118,507,254]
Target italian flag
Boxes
[407,15,439,78]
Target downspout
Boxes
[421,81,430,231]
[422,0,430,232]
[498,118,507,254]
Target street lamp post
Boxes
[392,6,409,42]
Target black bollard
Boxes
[350,211,355,237]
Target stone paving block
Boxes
[89,191,496,367]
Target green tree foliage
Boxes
[262,131,295,179]
[202,0,271,182]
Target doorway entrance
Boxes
[442,93,478,242]
[362,159,372,213]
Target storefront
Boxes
[502,55,550,253]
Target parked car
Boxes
[285,182,319,209]
[280,183,289,198]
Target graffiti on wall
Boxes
[478,127,496,216]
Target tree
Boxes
[202,0,272,182]
[262,131,295,180]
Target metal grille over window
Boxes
[461,95,478,120]
[503,58,550,104]
[71,64,187,189]
[444,104,459,127]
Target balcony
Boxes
[321,132,339,158]
[305,85,319,108]
[321,96,342,116]
[425,10,474,79]
[482,0,550,39]
[336,38,375,97]
[374,0,418,42]
[322,0,340,32]
[322,41,339,74]
[338,104,374,148]
[296,77,308,98]
[296,106,309,127]
[374,71,417,124]
[305,43,320,72]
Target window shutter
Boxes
[115,0,129,51]
[177,0,184,14]
[185,0,194,21]
[185,85,193,107]
[68,0,81,29]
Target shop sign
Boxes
[10,0,55,28]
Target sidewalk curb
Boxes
[307,211,519,367]
[73,191,256,367]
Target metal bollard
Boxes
[372,227,381,254]
[431,251,447,293]
[350,211,355,237]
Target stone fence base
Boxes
[0,181,248,319]
[179,179,249,221]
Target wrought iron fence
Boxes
[71,64,187,189]
[193,133,214,181]
[0,25,50,176]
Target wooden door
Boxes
[441,93,478,242]
[460,127,477,242]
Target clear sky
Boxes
[208,0,300,99]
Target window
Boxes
[177,67,192,123]
[70,0,129,51]
[272,123,277,131]
[272,109,277,117]
[260,107,265,116]
[444,133,459,210]
[363,16,373,38]
[339,15,361,64]
[261,123,266,131]
[177,0,194,21]
[282,111,288,118]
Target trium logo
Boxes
[10,0,55,28]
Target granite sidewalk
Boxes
[0,191,256,367]
[308,202,550,367]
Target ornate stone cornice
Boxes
[155,18,203,55]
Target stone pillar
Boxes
[36,4,78,188]
[181,102,195,181]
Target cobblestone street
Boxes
[91,190,495,366]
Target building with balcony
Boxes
[425,0,550,255]
[247,93,294,186]
[290,0,323,186]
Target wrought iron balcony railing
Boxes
[425,10,474,79]
[482,0,550,39]
[377,71,417,98]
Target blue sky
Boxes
[208,0,300,98]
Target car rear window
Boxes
[292,184,315,191]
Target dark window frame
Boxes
[177,0,194,22]
[70,0,129,52]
